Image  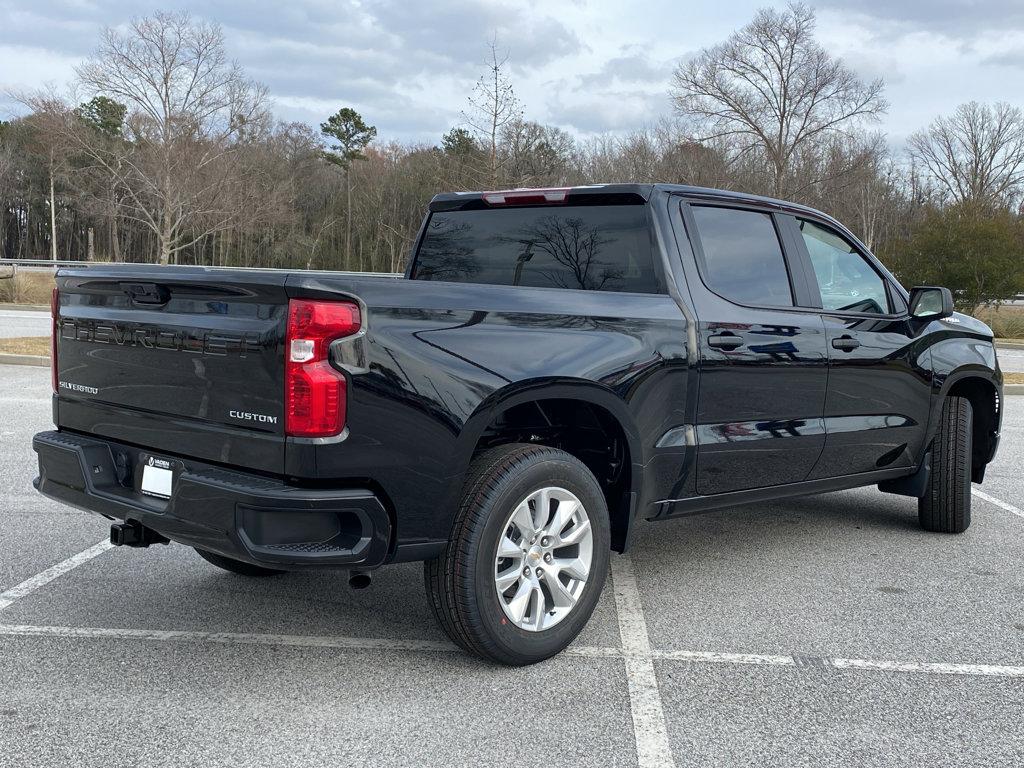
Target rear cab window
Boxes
[411,204,665,294]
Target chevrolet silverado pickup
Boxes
[33,184,1003,665]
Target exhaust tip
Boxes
[348,570,372,590]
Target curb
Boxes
[996,341,1024,350]
[1006,384,1024,396]
[0,303,49,312]
[0,353,49,367]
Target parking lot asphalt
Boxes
[1,362,1022,767]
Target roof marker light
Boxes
[482,188,571,206]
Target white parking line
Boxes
[1,622,1021,682]
[0,624,461,653]
[831,658,1024,677]
[653,649,795,667]
[973,488,1024,519]
[0,539,113,612]
[651,649,1024,678]
[0,622,620,659]
[611,554,675,769]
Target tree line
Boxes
[2,4,1023,306]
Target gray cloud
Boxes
[577,48,678,90]
[370,0,581,74]
[983,49,1024,70]
[816,0,1024,38]
[836,50,907,87]
[541,47,677,134]
[0,0,579,141]
[545,89,672,134]
[5,0,1024,145]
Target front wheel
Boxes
[425,443,610,665]
[919,396,973,533]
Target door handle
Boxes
[708,333,744,351]
[832,335,860,351]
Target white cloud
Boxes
[2,0,1024,150]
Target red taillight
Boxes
[285,299,361,437]
[50,287,59,393]
[482,188,570,206]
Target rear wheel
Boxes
[425,443,610,665]
[194,548,287,577]
[919,396,973,533]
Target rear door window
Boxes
[690,205,794,307]
[411,205,664,293]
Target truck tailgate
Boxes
[54,266,289,475]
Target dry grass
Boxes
[973,304,1024,339]
[0,271,56,305]
[0,336,51,357]
[1003,373,1024,385]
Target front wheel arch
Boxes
[938,373,1000,480]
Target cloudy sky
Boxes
[2,0,1024,149]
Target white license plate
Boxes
[141,461,173,499]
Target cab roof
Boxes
[427,183,834,223]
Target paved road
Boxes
[0,363,1022,766]
[997,345,1024,374]
[0,310,49,339]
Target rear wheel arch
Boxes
[452,381,644,553]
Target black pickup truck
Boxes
[34,184,1002,664]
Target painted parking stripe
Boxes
[651,650,1024,679]
[973,488,1024,519]
[0,624,460,652]
[831,657,1024,677]
[653,649,796,667]
[0,539,113,612]
[611,554,675,769]
[1,623,1021,681]
[0,623,617,659]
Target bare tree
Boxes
[464,36,521,186]
[500,119,573,186]
[71,11,268,264]
[0,127,15,258]
[907,101,1024,208]
[671,2,887,197]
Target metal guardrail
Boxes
[0,259,91,268]
[0,259,402,278]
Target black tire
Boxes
[424,443,610,666]
[194,548,287,577]
[919,396,973,533]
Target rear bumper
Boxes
[32,430,391,570]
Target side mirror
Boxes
[908,286,954,320]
